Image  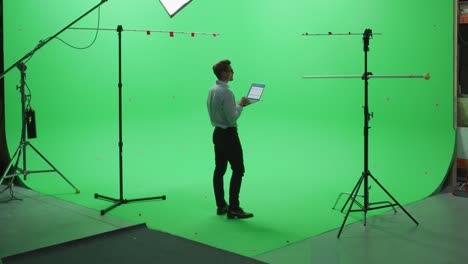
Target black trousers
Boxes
[212,127,245,210]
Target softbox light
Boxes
[159,0,192,18]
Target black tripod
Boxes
[0,63,80,201]
[0,0,109,202]
[336,29,419,238]
[94,25,166,215]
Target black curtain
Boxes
[0,0,11,180]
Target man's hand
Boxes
[239,97,250,107]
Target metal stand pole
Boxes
[94,25,166,215]
[301,29,423,238]
[336,29,418,238]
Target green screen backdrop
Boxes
[4,0,454,257]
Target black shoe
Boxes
[217,205,228,215]
[227,207,254,219]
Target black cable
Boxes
[54,6,101,50]
[25,82,31,110]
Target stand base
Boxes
[0,141,80,203]
[0,180,23,203]
[452,189,468,197]
[337,170,419,238]
[94,193,167,215]
[333,192,397,213]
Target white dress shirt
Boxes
[207,80,243,128]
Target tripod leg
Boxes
[0,177,12,194]
[337,174,365,238]
[99,200,125,216]
[368,173,418,225]
[13,144,25,174]
[27,143,80,193]
[333,193,365,210]
[0,144,25,187]
[1,144,23,182]
[340,172,365,212]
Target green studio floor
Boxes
[1,184,468,264]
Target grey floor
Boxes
[1,184,467,264]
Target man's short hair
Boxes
[213,59,231,79]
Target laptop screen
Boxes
[247,83,265,101]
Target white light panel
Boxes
[159,0,192,18]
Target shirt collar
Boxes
[216,80,229,89]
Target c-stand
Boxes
[0,0,109,201]
[1,63,79,201]
[302,29,423,238]
[335,29,418,238]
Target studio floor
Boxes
[1,184,467,264]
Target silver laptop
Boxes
[246,83,265,104]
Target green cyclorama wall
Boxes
[3,0,454,257]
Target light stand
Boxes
[0,0,109,201]
[302,28,422,238]
[1,63,79,201]
[94,25,166,215]
[92,0,199,215]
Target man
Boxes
[207,59,254,219]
